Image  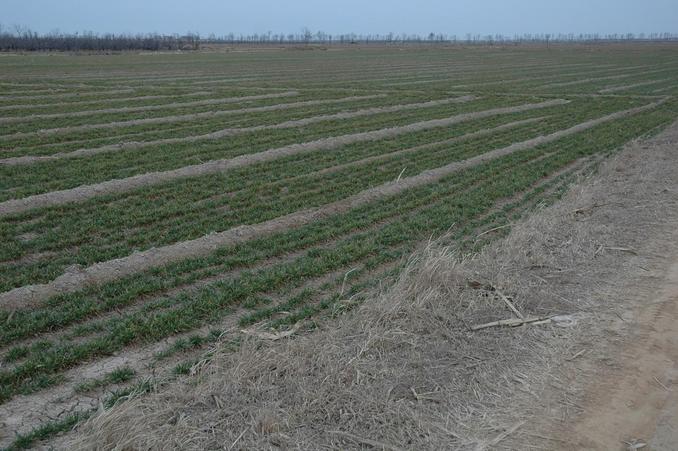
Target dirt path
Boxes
[0,99,659,311]
[565,259,678,450]
[505,116,678,451]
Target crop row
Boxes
[0,91,418,140]
[0,112,557,289]
[314,61,676,91]
[4,59,593,92]
[0,90,226,114]
[0,95,535,197]
[0,142,558,371]
[1,48,669,84]
[302,60,617,87]
[0,134,592,356]
[1,91,458,137]
[0,85,280,108]
[535,67,678,95]
[0,86,293,114]
[3,97,476,158]
[249,153,605,331]
[0,120,619,349]
[454,65,678,96]
[0,102,672,405]
[2,100,676,342]
[385,63,655,89]
[0,56,659,107]
[0,97,627,289]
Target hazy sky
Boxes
[3,0,677,36]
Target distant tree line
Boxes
[0,25,200,52]
[1,24,677,52]
[204,29,678,45]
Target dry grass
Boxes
[63,121,678,450]
[64,199,592,450]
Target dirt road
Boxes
[545,120,678,450]
[567,260,678,450]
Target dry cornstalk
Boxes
[491,286,524,319]
[471,316,551,331]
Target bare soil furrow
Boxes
[0,99,656,310]
[0,98,565,216]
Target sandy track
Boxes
[0,99,660,310]
[0,95,469,164]
[565,261,678,449]
[507,118,678,450]
[0,91,299,125]
[0,98,564,216]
